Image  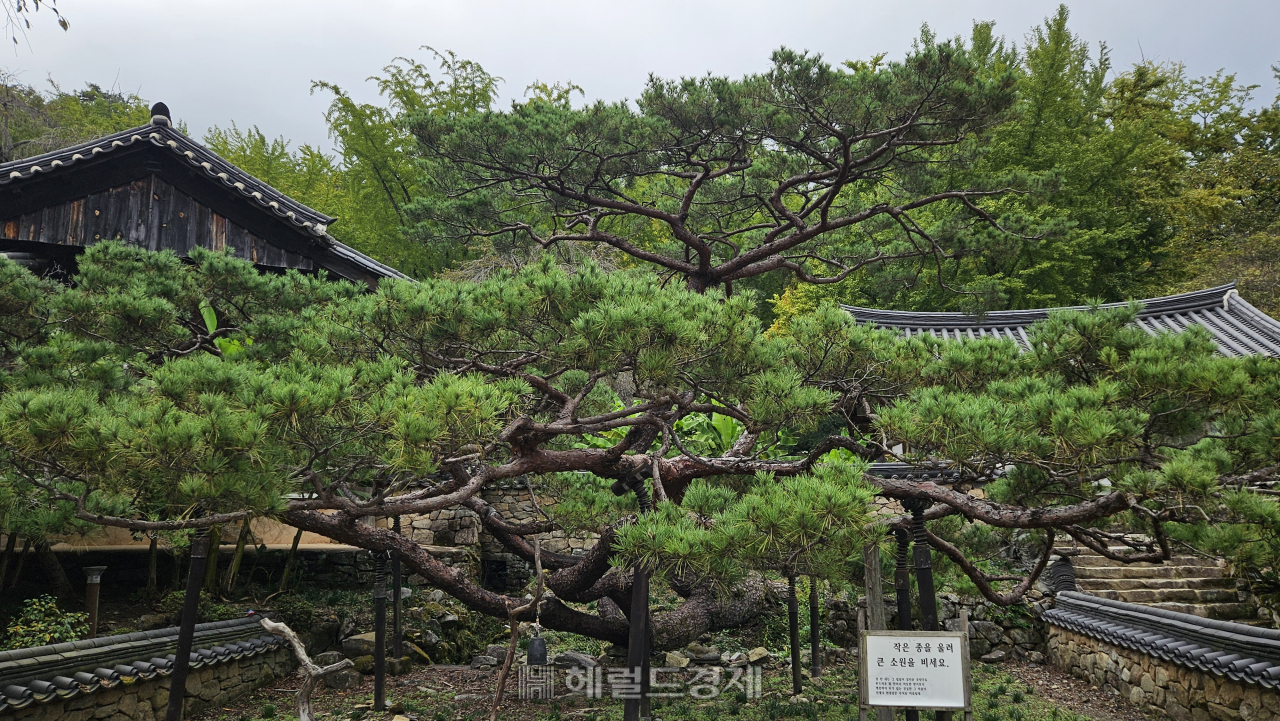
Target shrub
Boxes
[2,595,89,650]
[155,591,238,622]
[270,594,314,629]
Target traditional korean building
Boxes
[0,102,407,286]
[842,284,1280,357]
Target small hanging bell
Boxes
[527,625,548,666]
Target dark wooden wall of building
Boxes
[1,175,314,270]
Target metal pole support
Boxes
[623,566,649,721]
[392,516,403,660]
[164,533,209,721]
[374,550,388,711]
[810,576,822,677]
[906,499,947,721]
[623,479,653,721]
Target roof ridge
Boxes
[841,283,1280,358]
[0,123,336,236]
[841,284,1240,328]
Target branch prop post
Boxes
[490,540,544,721]
[275,527,303,596]
[261,617,354,721]
[222,517,251,596]
[788,574,802,697]
[907,499,948,721]
[164,532,210,721]
[83,565,106,638]
[810,576,821,678]
[893,529,912,632]
[862,542,894,721]
[893,528,918,721]
[147,533,159,594]
[907,501,940,633]
[622,475,655,721]
[392,515,403,659]
[373,550,388,711]
[202,525,221,594]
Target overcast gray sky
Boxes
[6,1,1279,151]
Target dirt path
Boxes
[1000,660,1157,721]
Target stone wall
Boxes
[0,648,293,721]
[403,478,597,592]
[824,591,1048,662]
[1048,627,1280,721]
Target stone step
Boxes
[1143,601,1258,621]
[1067,555,1221,568]
[1054,544,1154,555]
[1073,565,1226,580]
[1076,576,1235,591]
[1087,587,1241,604]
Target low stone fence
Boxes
[1045,591,1280,720]
[0,616,293,721]
[825,591,1049,662]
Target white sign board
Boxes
[860,631,970,709]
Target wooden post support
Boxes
[276,527,303,595]
[83,566,106,638]
[857,602,869,721]
[894,528,919,721]
[164,532,210,721]
[960,609,973,721]
[863,542,894,721]
[147,533,159,594]
[261,617,354,721]
[202,526,221,594]
[863,544,887,632]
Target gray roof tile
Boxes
[843,284,1280,358]
[1044,590,1280,687]
[0,124,333,236]
[0,614,286,712]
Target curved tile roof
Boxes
[0,614,285,713]
[0,122,335,238]
[1045,591,1280,688]
[842,284,1280,358]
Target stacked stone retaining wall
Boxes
[1045,592,1280,720]
[0,647,293,721]
[0,616,295,721]
[1048,627,1280,720]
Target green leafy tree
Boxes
[1162,64,1280,315]
[0,76,150,162]
[771,7,1196,323]
[306,48,502,277]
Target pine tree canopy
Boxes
[1,243,1277,645]
[408,36,1023,293]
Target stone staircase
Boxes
[1058,545,1261,623]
